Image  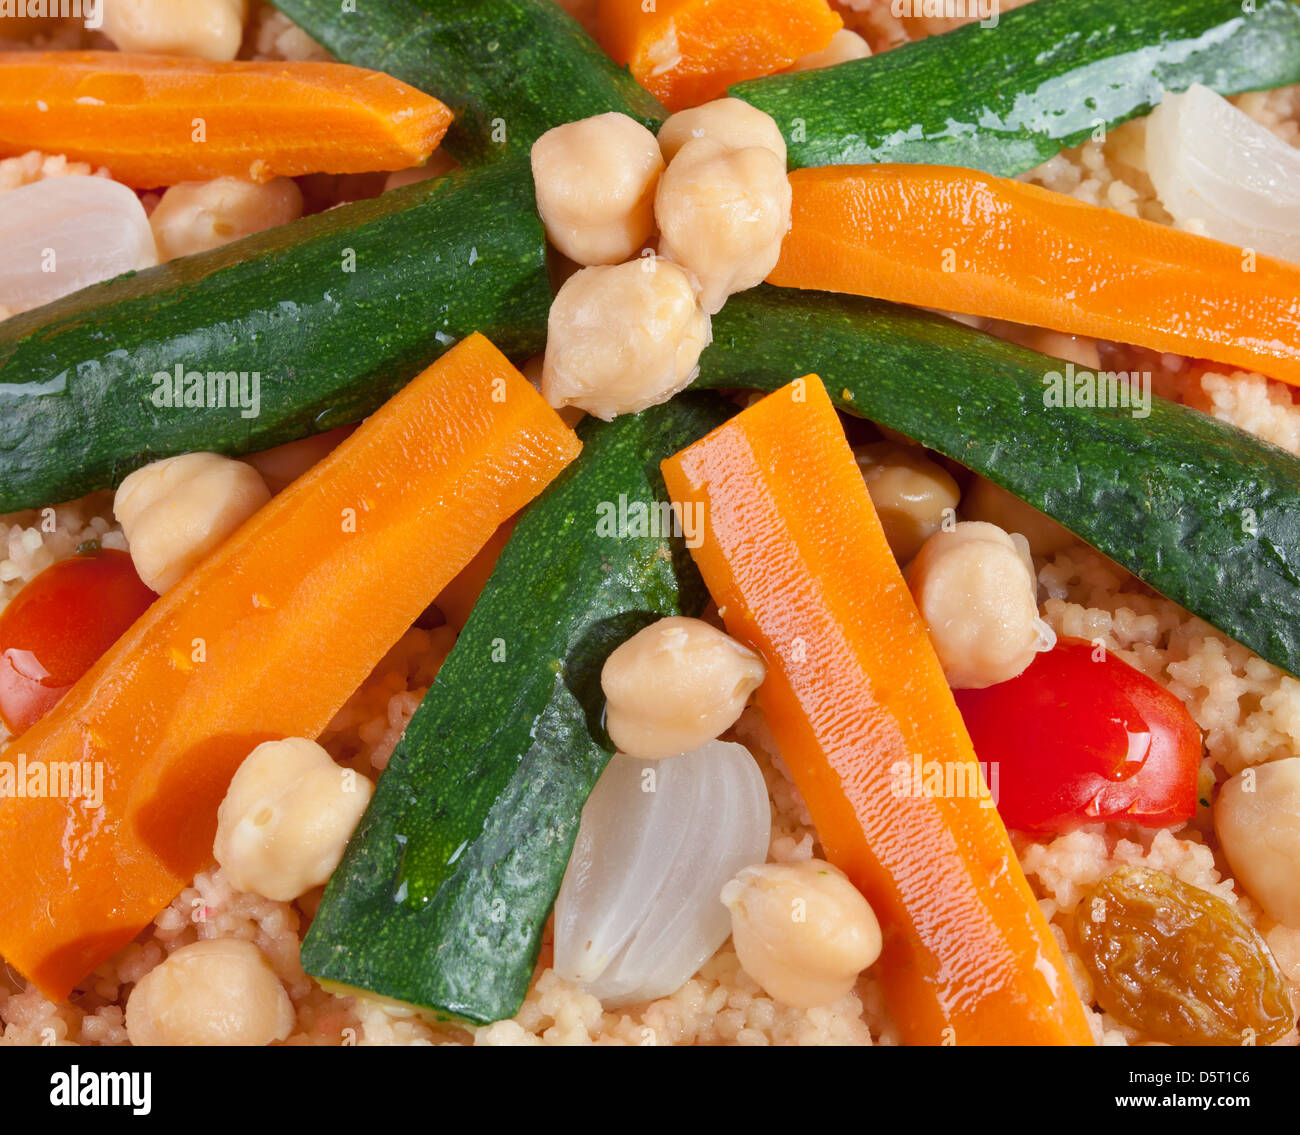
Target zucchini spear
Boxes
[270,0,666,164]
[0,158,550,512]
[696,286,1300,682]
[734,0,1300,175]
[302,395,733,1023]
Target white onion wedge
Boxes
[1146,83,1300,264]
[554,740,771,1006]
[0,176,158,315]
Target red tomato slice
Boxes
[954,637,1202,834]
[0,548,155,736]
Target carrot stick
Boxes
[0,334,580,1000]
[0,52,453,188]
[661,375,1094,1046]
[769,164,1300,388]
[598,0,841,110]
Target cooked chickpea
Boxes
[530,112,664,266]
[601,616,766,759]
[114,453,271,593]
[721,859,882,1008]
[214,737,373,902]
[655,137,792,314]
[905,521,1052,690]
[962,476,1074,558]
[542,257,711,420]
[125,939,294,1046]
[149,177,303,261]
[103,0,249,62]
[657,98,787,165]
[855,441,960,563]
[1215,758,1300,928]
[789,29,873,71]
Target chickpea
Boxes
[114,453,271,593]
[126,939,294,1046]
[905,521,1052,690]
[962,476,1074,559]
[657,98,788,165]
[530,112,664,266]
[721,859,882,1008]
[789,29,873,71]
[214,737,373,902]
[102,0,249,62]
[855,441,960,563]
[518,355,586,429]
[601,616,766,759]
[542,257,711,420]
[1215,758,1300,928]
[149,177,303,261]
[655,137,792,314]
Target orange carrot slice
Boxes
[0,334,580,1000]
[0,52,453,187]
[598,0,841,110]
[661,375,1095,1046]
[769,164,1300,388]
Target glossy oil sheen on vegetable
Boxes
[732,0,1300,175]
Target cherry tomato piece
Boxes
[954,637,1202,834]
[0,548,155,735]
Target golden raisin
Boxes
[1071,867,1294,1046]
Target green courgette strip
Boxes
[274,0,1300,178]
[301,395,734,1024]
[732,0,1300,175]
[269,0,665,165]
[0,158,550,513]
[301,291,1300,1020]
[694,286,1300,681]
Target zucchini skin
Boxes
[301,395,734,1025]
[270,0,666,165]
[695,286,1300,682]
[0,158,550,513]
[733,0,1300,175]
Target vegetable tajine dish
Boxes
[2,0,1300,1048]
